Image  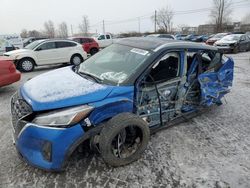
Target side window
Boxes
[56,41,76,48]
[73,38,81,44]
[37,42,56,50]
[98,35,105,40]
[81,38,88,44]
[147,52,180,83]
[106,35,111,39]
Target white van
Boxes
[0,34,23,49]
[0,39,16,55]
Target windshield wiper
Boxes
[78,71,103,83]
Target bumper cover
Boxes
[14,122,85,171]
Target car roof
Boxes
[38,39,79,43]
[116,37,217,51]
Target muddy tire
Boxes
[18,58,35,72]
[99,113,150,167]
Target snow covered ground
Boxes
[0,52,250,188]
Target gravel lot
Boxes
[0,52,250,188]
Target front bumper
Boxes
[13,121,85,171]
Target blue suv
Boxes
[11,38,234,171]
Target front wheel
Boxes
[18,58,35,72]
[99,113,150,167]
[70,54,83,66]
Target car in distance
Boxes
[93,33,114,48]
[11,37,234,171]
[70,37,99,55]
[205,33,229,45]
[0,57,21,87]
[0,39,16,55]
[147,34,176,40]
[23,37,48,47]
[4,39,87,72]
[214,34,250,53]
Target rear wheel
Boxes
[70,54,83,65]
[18,58,35,72]
[90,48,98,56]
[99,113,150,167]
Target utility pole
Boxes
[138,17,141,33]
[102,20,105,34]
[154,10,157,33]
[71,24,73,36]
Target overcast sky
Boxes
[0,0,249,35]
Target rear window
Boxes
[56,41,77,48]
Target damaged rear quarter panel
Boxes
[198,57,234,106]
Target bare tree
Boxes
[242,13,250,24]
[58,22,68,38]
[44,20,55,38]
[20,29,28,38]
[79,15,90,36]
[210,0,232,32]
[28,30,41,38]
[152,6,174,33]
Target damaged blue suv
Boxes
[11,37,234,171]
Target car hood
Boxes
[4,49,31,56]
[21,66,115,111]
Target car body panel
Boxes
[198,57,234,106]
[0,57,21,87]
[21,67,113,111]
[16,122,84,171]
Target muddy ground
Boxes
[0,52,250,188]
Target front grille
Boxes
[11,92,33,136]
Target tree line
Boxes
[20,15,90,38]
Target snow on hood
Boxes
[21,66,113,111]
[4,49,31,56]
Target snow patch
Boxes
[23,67,106,103]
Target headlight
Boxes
[32,105,94,127]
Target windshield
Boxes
[24,40,43,50]
[213,33,227,38]
[78,44,151,85]
[222,35,241,41]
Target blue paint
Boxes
[198,57,234,106]
[17,123,84,170]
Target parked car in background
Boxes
[0,34,23,49]
[0,57,21,87]
[206,33,229,45]
[175,34,187,40]
[4,39,87,72]
[147,34,176,40]
[23,37,48,47]
[214,34,250,53]
[191,35,209,42]
[183,34,199,41]
[70,37,99,55]
[93,33,113,48]
[10,37,234,171]
[0,39,16,55]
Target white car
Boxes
[4,39,87,72]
